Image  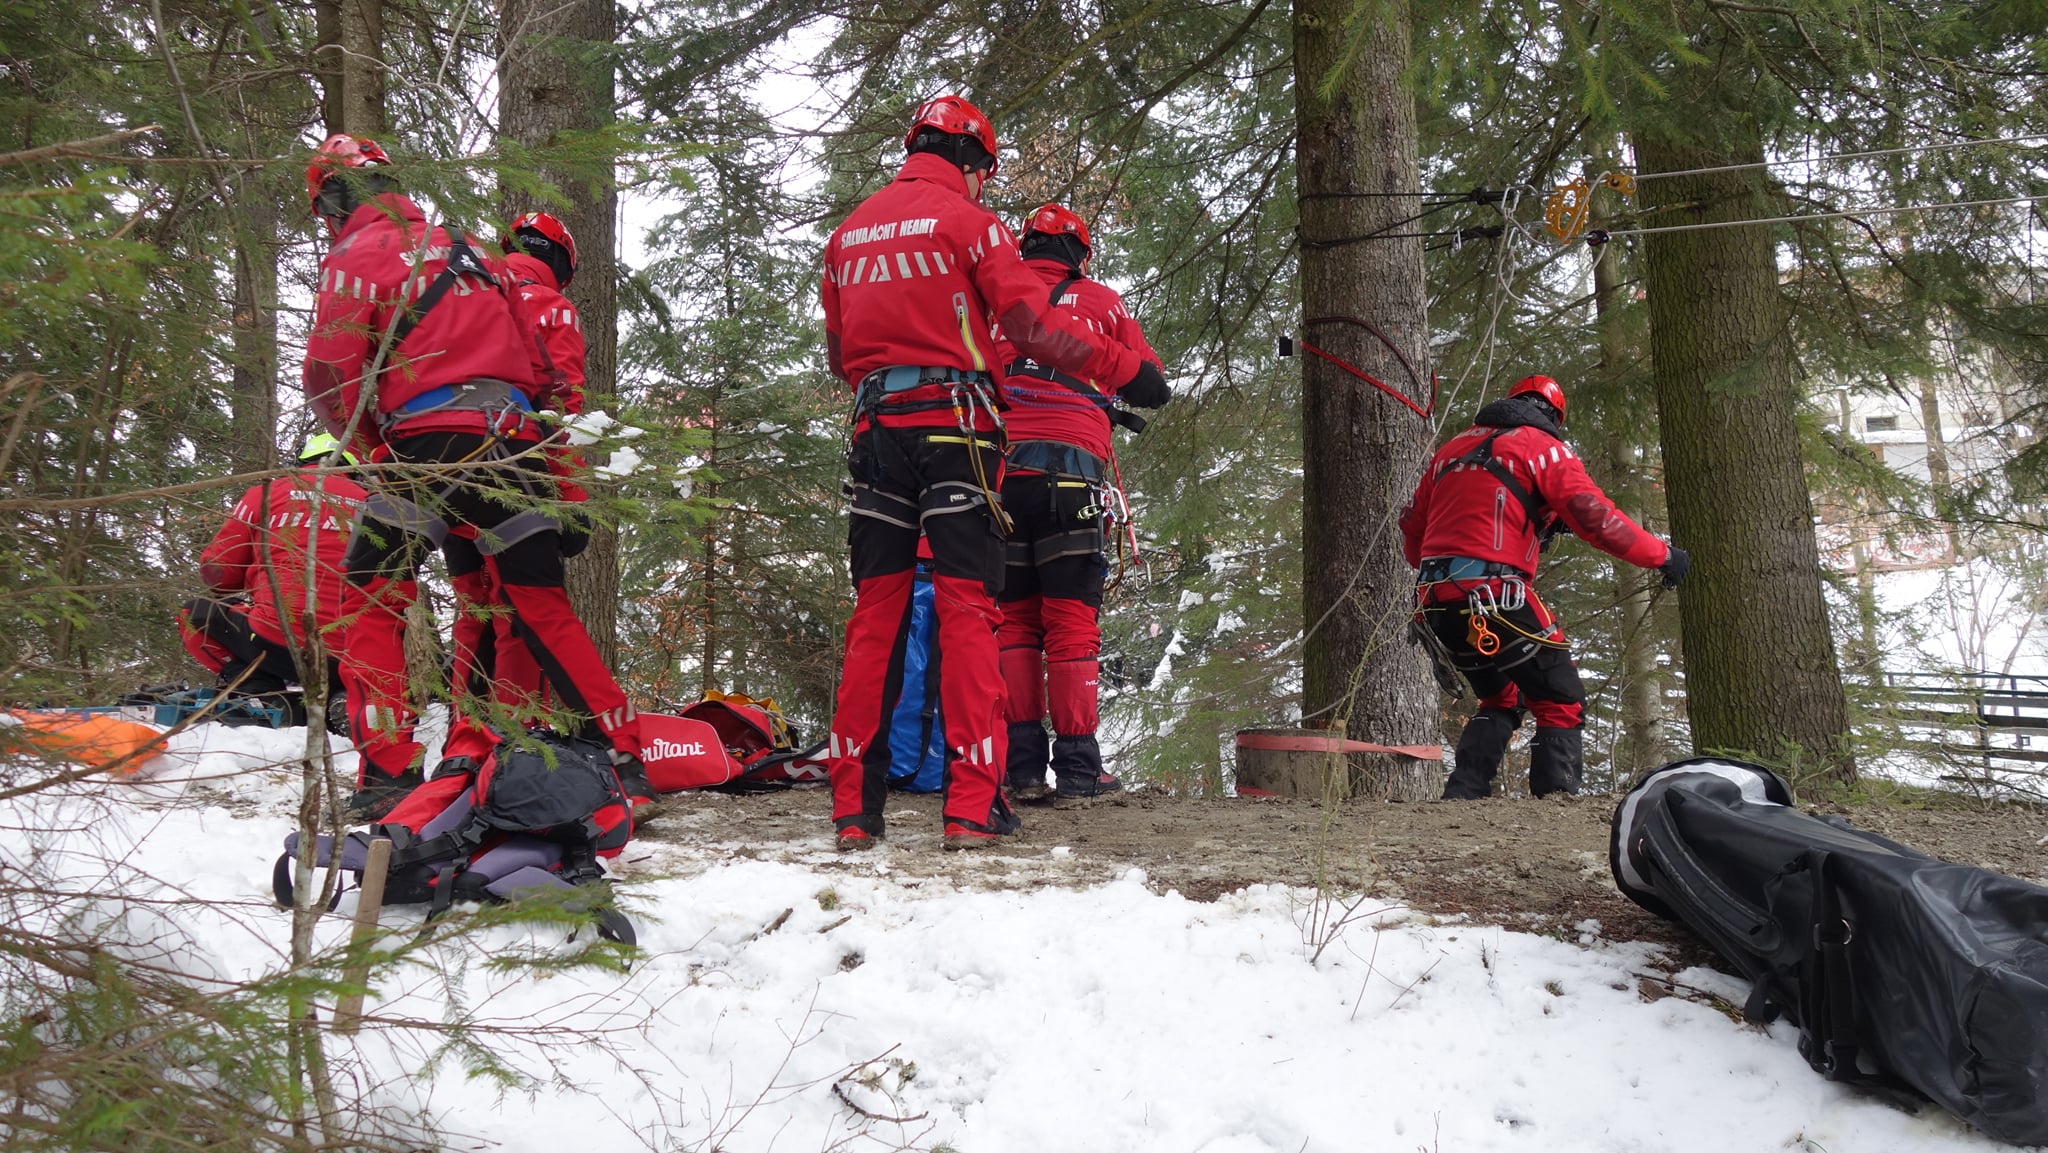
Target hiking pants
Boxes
[1419,578,1586,798]
[339,431,639,783]
[440,533,549,765]
[828,421,1013,835]
[997,468,1107,735]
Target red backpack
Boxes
[274,731,636,942]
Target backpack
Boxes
[273,731,635,943]
[885,564,946,793]
[1612,757,2048,1144]
[638,691,813,793]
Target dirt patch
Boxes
[627,785,2048,961]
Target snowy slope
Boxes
[5,725,2023,1153]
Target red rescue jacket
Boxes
[1400,397,1670,577]
[502,252,590,503]
[821,154,1142,431]
[994,258,1160,461]
[503,252,586,414]
[200,469,370,651]
[303,193,546,452]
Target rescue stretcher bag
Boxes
[1610,757,2048,1144]
[637,711,741,791]
[633,691,818,794]
[273,732,634,943]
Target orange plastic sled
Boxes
[6,710,169,773]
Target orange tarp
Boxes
[5,711,169,773]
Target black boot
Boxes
[1528,726,1584,797]
[1006,721,1053,801]
[610,750,655,805]
[345,766,425,822]
[1444,707,1520,799]
[1051,735,1123,805]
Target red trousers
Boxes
[441,535,548,765]
[828,421,1012,834]
[339,432,639,783]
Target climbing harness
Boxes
[849,363,1012,535]
[1462,575,1524,657]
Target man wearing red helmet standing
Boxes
[1400,375,1689,799]
[993,204,1170,804]
[438,211,594,777]
[300,136,647,818]
[821,96,1163,850]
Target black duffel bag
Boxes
[1610,757,2048,1145]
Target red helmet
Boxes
[904,95,999,175]
[1508,374,1567,419]
[503,211,579,271]
[1023,203,1091,251]
[305,133,391,216]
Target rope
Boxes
[1298,188,1508,202]
[1596,192,2046,240]
[1295,315,1437,420]
[1625,132,2048,184]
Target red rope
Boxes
[1295,315,1438,421]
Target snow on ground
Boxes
[1873,560,2048,678]
[5,726,2021,1152]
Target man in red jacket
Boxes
[181,433,368,713]
[1400,375,1689,799]
[821,97,1165,850]
[992,204,1171,804]
[300,135,646,819]
[438,211,589,775]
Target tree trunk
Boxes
[1634,94,1855,779]
[230,188,278,475]
[1588,168,1664,781]
[698,467,719,697]
[313,0,383,136]
[499,0,620,663]
[1918,377,1960,560]
[1293,0,1437,800]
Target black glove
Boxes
[559,513,592,559]
[1658,544,1690,589]
[1120,360,1171,409]
[1538,517,1574,553]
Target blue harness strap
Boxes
[1418,556,1527,582]
[875,365,984,393]
[396,381,535,416]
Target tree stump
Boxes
[1234,727,1442,802]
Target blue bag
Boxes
[886,565,947,792]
